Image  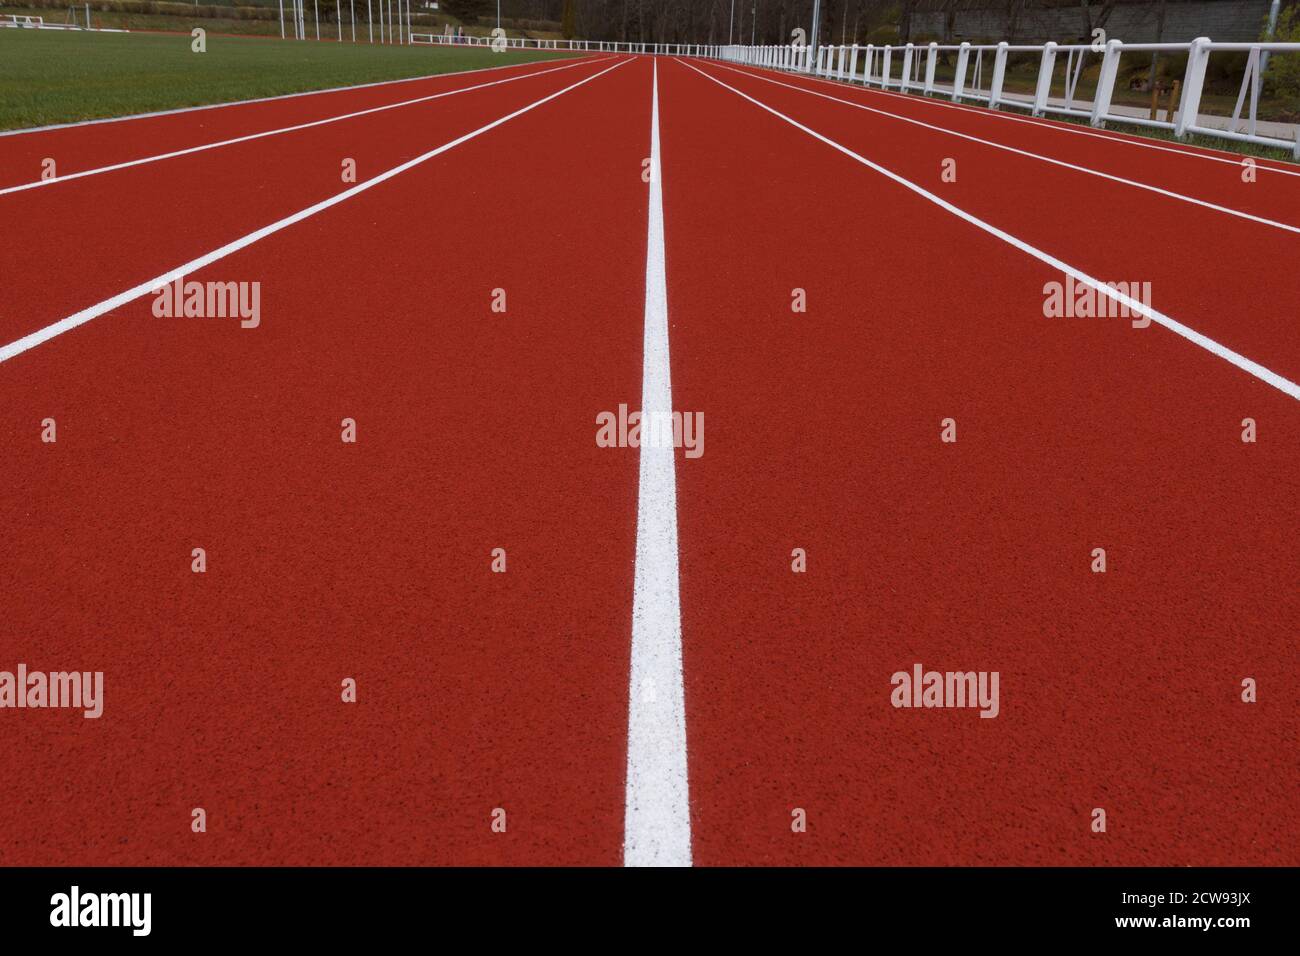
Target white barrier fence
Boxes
[709,38,1300,158]
[409,35,725,55]
[392,33,1300,157]
[0,12,127,31]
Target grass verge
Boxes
[0,28,578,131]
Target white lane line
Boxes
[726,60,1300,179]
[704,60,1300,236]
[0,58,630,366]
[624,57,692,868]
[677,58,1300,403]
[0,56,613,197]
[0,52,594,139]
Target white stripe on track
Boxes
[623,58,692,868]
[677,58,1300,403]
[0,56,613,197]
[0,58,630,366]
[704,60,1300,236]
[0,52,595,139]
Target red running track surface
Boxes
[0,51,1295,866]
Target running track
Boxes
[0,51,1296,867]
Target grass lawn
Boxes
[0,29,578,131]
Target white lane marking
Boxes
[0,58,630,365]
[704,60,1300,236]
[0,57,613,196]
[0,52,593,139]
[724,60,1300,179]
[624,57,692,868]
[678,58,1300,403]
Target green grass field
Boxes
[0,29,576,131]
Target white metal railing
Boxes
[407,35,724,56]
[702,38,1300,158]
[0,13,127,31]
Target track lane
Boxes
[0,55,649,865]
[0,56,624,348]
[684,58,1300,386]
[659,55,1299,866]
[711,60,1300,225]
[0,52,596,190]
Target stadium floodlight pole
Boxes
[1262,0,1281,74]
[350,0,355,42]
[314,0,319,41]
[336,0,341,40]
[728,0,734,45]
[367,0,371,42]
[279,0,284,38]
[809,0,820,66]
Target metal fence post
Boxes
[988,42,1008,107]
[1032,42,1057,116]
[1174,36,1211,138]
[1090,39,1124,126]
[952,42,970,100]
